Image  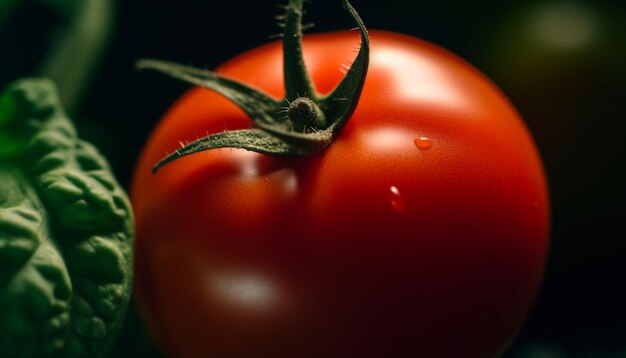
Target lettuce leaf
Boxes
[0,78,133,358]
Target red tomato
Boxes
[131,30,549,358]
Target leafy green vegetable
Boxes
[0,78,133,357]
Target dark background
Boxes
[2,0,625,357]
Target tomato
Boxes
[131,26,549,358]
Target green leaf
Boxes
[0,78,133,358]
[152,128,303,173]
[319,0,370,135]
[136,59,282,126]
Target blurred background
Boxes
[2,0,625,357]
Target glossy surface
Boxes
[131,30,549,358]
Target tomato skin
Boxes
[131,30,549,358]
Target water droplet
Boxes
[388,186,406,213]
[414,137,433,150]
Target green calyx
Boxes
[136,0,369,173]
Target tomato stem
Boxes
[137,0,369,174]
[287,96,326,132]
[283,0,317,102]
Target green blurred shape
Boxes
[1,0,116,111]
